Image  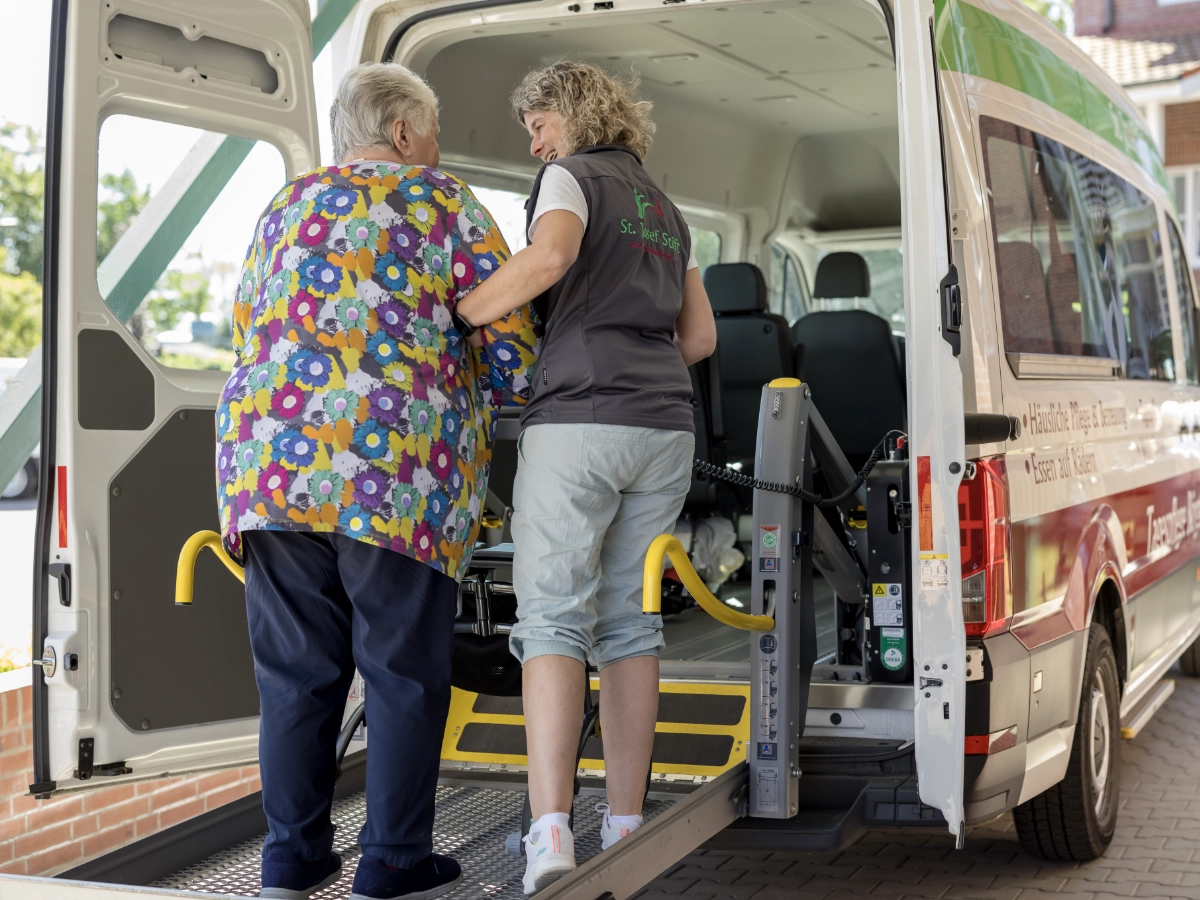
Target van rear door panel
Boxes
[35,0,319,793]
[897,0,968,836]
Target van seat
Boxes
[704,263,793,468]
[813,251,870,300]
[792,252,905,470]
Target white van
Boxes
[18,0,1200,893]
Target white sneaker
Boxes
[522,821,576,895]
[596,803,643,850]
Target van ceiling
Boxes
[401,0,899,240]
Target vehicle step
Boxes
[1120,679,1174,740]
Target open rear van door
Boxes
[894,0,968,839]
[32,0,319,795]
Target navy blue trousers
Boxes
[244,530,456,868]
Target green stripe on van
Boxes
[934,0,1167,190]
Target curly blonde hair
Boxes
[511,61,655,159]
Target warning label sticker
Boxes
[757,767,779,811]
[871,583,904,626]
[919,554,950,589]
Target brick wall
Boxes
[1166,100,1200,166]
[1076,0,1200,37]
[0,680,261,877]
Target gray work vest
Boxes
[519,145,694,433]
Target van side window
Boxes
[768,244,805,323]
[689,226,722,277]
[1096,170,1173,381]
[1169,217,1200,385]
[981,116,1175,381]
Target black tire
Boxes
[1013,623,1120,861]
[1179,636,1200,677]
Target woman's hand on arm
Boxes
[456,210,584,327]
[675,267,718,367]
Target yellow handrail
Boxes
[176,530,245,606]
[642,534,775,631]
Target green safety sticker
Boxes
[760,526,779,552]
[880,627,906,671]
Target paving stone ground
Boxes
[634,664,1200,900]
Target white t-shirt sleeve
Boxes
[528,165,588,240]
[687,244,697,271]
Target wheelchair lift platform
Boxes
[149,676,755,900]
[151,771,730,900]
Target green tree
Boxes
[145,261,211,335]
[0,124,45,282]
[1022,0,1073,33]
[97,170,150,264]
[0,246,41,357]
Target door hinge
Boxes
[95,761,133,777]
[950,209,969,239]
[940,264,962,357]
[77,737,94,780]
[27,781,56,799]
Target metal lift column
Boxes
[749,379,817,819]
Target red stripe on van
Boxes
[1010,468,1200,649]
[56,466,67,549]
[917,456,932,551]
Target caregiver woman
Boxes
[455,61,716,893]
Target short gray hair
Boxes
[330,63,439,161]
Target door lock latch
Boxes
[31,646,57,679]
[919,676,943,690]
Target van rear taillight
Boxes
[957,458,1011,637]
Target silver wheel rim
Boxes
[1089,677,1111,816]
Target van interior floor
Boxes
[153,779,678,899]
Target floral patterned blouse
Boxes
[216,162,539,580]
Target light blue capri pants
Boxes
[508,423,695,669]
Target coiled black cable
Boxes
[693,430,905,509]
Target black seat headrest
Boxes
[704,263,767,314]
[813,252,870,299]
[792,309,895,351]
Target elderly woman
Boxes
[456,61,716,893]
[215,63,537,900]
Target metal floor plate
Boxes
[154,782,675,899]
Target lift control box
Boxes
[864,459,912,683]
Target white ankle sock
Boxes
[530,812,571,834]
[608,813,643,830]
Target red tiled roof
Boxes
[1074,31,1200,86]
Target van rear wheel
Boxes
[1012,623,1120,861]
